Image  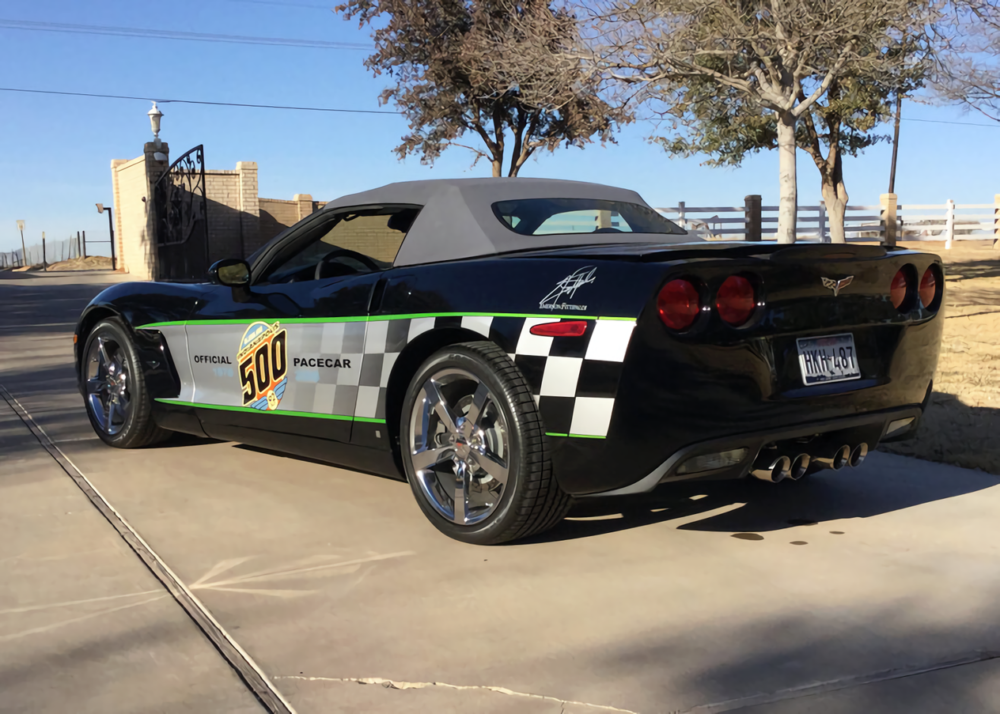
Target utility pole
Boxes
[42,232,47,270]
[16,220,25,267]
[888,92,902,194]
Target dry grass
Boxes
[4,256,114,272]
[878,240,1000,474]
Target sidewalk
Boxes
[0,396,261,714]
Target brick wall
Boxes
[110,146,325,277]
[331,215,406,263]
[259,198,301,245]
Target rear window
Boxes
[492,198,686,236]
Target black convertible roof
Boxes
[321,178,694,266]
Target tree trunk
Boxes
[822,149,849,244]
[491,159,502,177]
[776,110,798,244]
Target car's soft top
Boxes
[321,177,694,267]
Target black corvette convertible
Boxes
[75,178,943,544]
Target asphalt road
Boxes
[2,269,999,714]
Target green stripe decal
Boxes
[545,432,606,439]
[155,399,386,424]
[138,312,636,330]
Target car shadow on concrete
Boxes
[523,449,998,545]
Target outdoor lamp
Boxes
[148,102,163,146]
[96,203,104,213]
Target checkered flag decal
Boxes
[351,314,635,438]
[509,318,635,438]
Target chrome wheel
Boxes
[85,335,131,436]
[409,368,510,526]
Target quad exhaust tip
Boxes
[788,454,811,481]
[751,455,791,483]
[850,443,869,467]
[832,445,851,470]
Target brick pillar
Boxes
[143,142,170,280]
[237,161,260,257]
[880,193,898,247]
[110,159,127,272]
[294,194,314,222]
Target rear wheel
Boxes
[400,341,570,545]
[82,318,171,448]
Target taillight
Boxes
[919,266,941,310]
[715,275,756,326]
[658,279,700,331]
[890,268,909,310]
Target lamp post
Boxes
[96,203,117,271]
[148,102,163,148]
[16,220,25,267]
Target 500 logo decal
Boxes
[237,321,288,411]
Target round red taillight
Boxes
[890,268,909,310]
[919,266,940,309]
[658,279,700,331]
[716,275,756,326]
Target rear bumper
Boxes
[576,405,923,497]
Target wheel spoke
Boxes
[86,378,105,395]
[472,450,509,486]
[452,461,469,525]
[96,338,110,373]
[104,400,114,433]
[423,379,459,435]
[411,446,452,471]
[464,382,491,437]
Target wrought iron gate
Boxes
[153,145,209,281]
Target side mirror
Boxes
[209,259,250,287]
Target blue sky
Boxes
[2,0,998,256]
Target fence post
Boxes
[77,231,82,258]
[880,193,898,247]
[994,194,999,250]
[42,234,47,270]
[82,230,87,258]
[818,200,827,243]
[677,201,686,230]
[744,195,762,241]
[945,199,955,250]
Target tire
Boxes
[400,341,571,545]
[81,317,171,449]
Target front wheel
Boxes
[400,341,570,545]
[81,318,171,448]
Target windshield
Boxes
[492,198,686,237]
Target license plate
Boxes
[796,333,861,386]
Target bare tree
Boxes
[934,1,1000,121]
[581,0,939,243]
[335,0,619,177]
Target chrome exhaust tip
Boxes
[751,455,791,483]
[788,454,811,481]
[813,445,852,471]
[832,445,851,470]
[850,443,869,467]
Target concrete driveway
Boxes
[1,269,999,714]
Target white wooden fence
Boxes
[656,196,1000,248]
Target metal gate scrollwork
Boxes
[153,145,209,281]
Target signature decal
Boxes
[237,321,288,410]
[821,276,854,297]
[540,267,597,311]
